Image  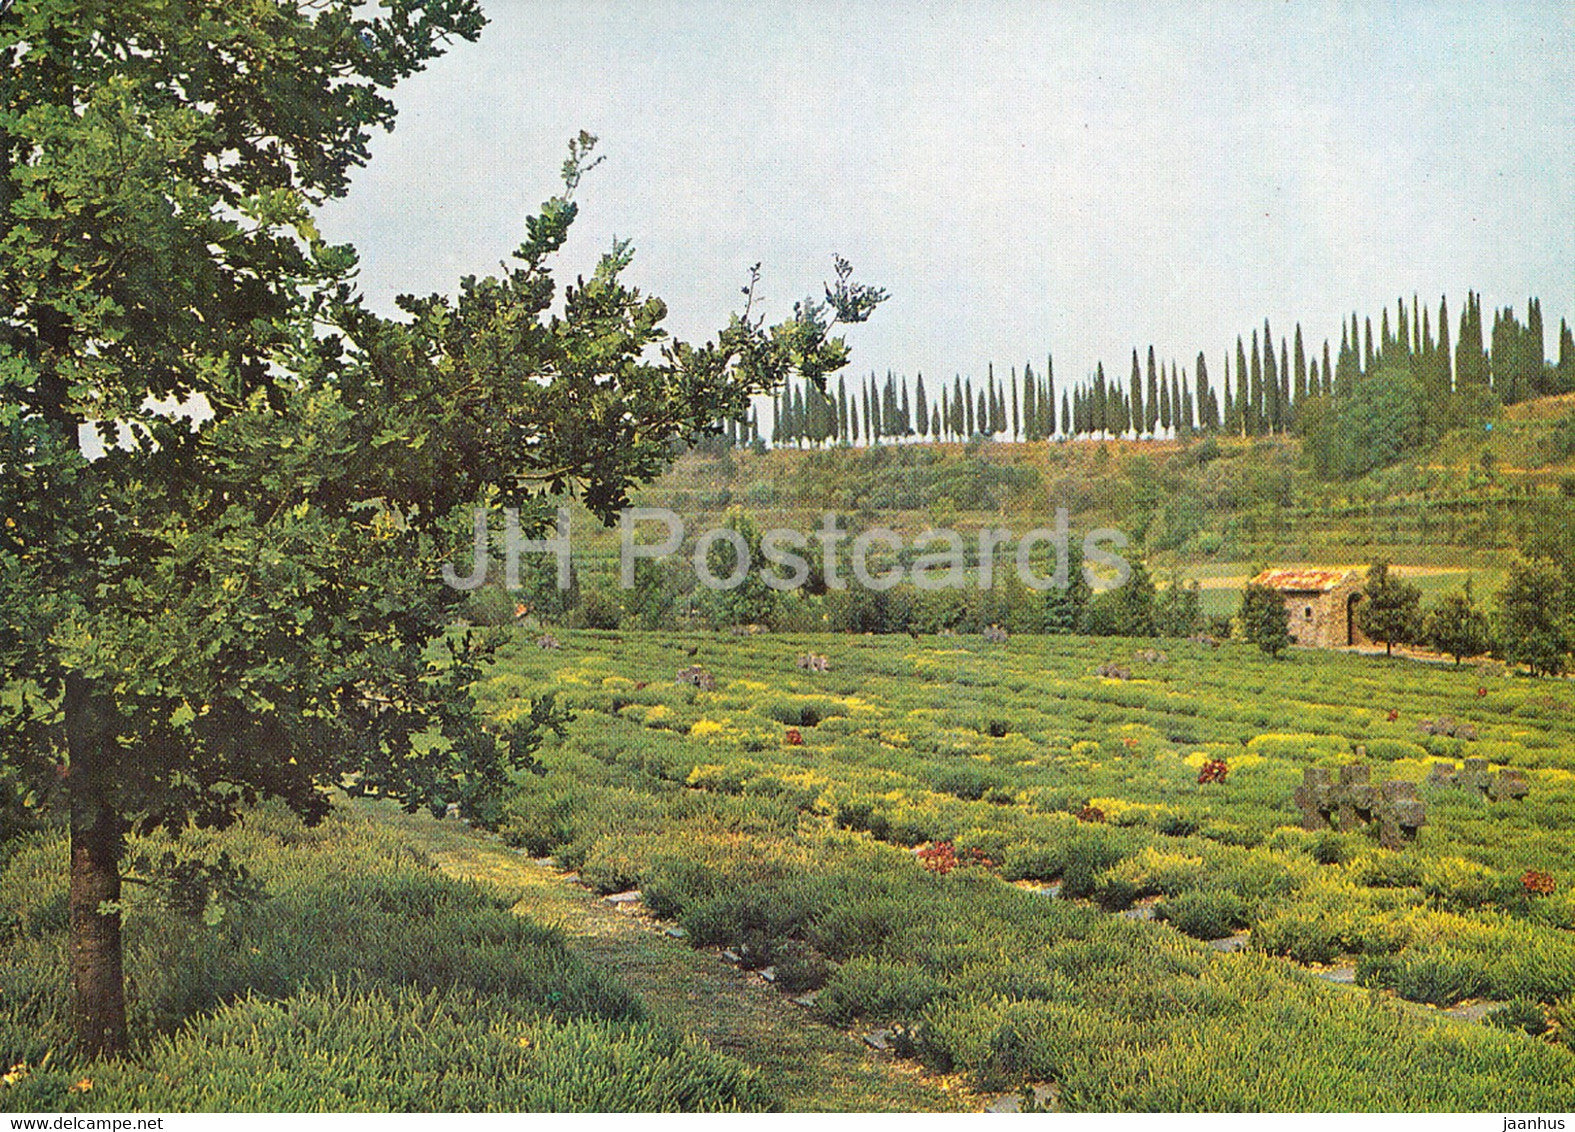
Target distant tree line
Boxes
[725,292,1574,477]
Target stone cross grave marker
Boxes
[1422,759,1528,802]
[1293,765,1426,848]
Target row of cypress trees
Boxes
[752,293,1574,448]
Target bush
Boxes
[834,801,891,842]
[1094,876,1142,912]
[815,958,946,1026]
[771,941,832,993]
[681,886,816,965]
[1391,953,1487,1006]
[928,764,998,802]
[639,857,724,921]
[577,586,623,630]
[1485,997,1550,1037]
[1059,834,1127,899]
[1157,890,1249,940]
[1000,841,1065,882]
[3,986,773,1112]
[1309,832,1352,866]
[1252,908,1345,965]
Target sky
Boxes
[317,1,1575,398]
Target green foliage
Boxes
[694,510,779,629]
[0,805,773,1110]
[0,0,884,1053]
[1496,558,1572,676]
[1485,997,1550,1037]
[1158,890,1249,940]
[1083,562,1158,637]
[1424,586,1494,665]
[1240,582,1291,656]
[1356,562,1423,656]
[477,631,1575,1104]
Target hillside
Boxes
[497,395,1575,626]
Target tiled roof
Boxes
[1250,569,1355,593]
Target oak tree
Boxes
[0,1,882,1057]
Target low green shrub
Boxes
[1485,998,1551,1037]
[771,941,831,993]
[4,986,772,1112]
[815,958,947,1026]
[1158,890,1250,940]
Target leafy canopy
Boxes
[0,0,884,839]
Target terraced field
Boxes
[482,627,1575,1108]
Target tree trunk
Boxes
[64,675,128,1059]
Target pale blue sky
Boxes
[318,1,1574,395]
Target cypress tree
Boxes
[1061,389,1070,438]
[1437,296,1452,391]
[1293,324,1307,405]
[771,391,781,446]
[1022,363,1037,441]
[837,376,850,442]
[1158,361,1172,431]
[1172,365,1185,433]
[1249,330,1263,435]
[1101,381,1112,437]
[1364,316,1375,374]
[916,374,929,437]
[1322,339,1333,398]
[1559,318,1575,394]
[1146,345,1160,435]
[1262,322,1280,432]
[1529,297,1547,396]
[964,377,976,436]
[1223,352,1237,434]
[1044,356,1057,438]
[849,400,859,446]
[1279,338,1291,428]
[1335,324,1356,399]
[1195,353,1211,432]
[1457,291,1488,400]
[1010,368,1021,438]
[931,405,941,439]
[1233,337,1247,434]
[1128,350,1144,436]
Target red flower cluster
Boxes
[1522,869,1557,896]
[1197,759,1229,785]
[1076,804,1106,824]
[1477,687,1489,698]
[784,727,804,746]
[1387,708,1400,722]
[917,840,994,875]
